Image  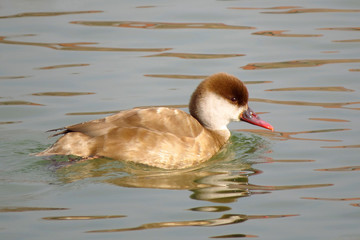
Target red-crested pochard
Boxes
[37,73,273,169]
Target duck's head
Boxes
[189,72,273,132]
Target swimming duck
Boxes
[38,72,273,169]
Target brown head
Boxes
[189,72,273,131]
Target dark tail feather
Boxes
[46,127,70,137]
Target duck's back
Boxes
[38,107,228,169]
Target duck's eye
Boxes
[230,97,238,102]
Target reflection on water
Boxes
[321,144,360,149]
[0,121,22,125]
[144,74,208,79]
[302,197,360,201]
[334,39,360,43]
[252,30,322,37]
[315,166,360,171]
[266,86,354,92]
[309,118,350,122]
[317,27,360,31]
[51,133,332,198]
[260,159,315,163]
[0,75,30,80]
[144,74,273,85]
[0,10,103,19]
[261,8,360,14]
[0,100,44,106]
[43,215,126,220]
[39,132,331,235]
[228,6,301,10]
[0,207,68,212]
[189,206,231,212]
[250,98,360,110]
[238,128,349,142]
[36,64,90,70]
[0,35,172,52]
[32,92,95,97]
[210,233,259,238]
[242,59,360,70]
[135,6,156,9]
[301,197,360,210]
[145,52,245,59]
[86,213,298,233]
[229,6,360,14]
[71,21,255,30]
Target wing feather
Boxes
[54,107,203,138]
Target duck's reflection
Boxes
[53,132,330,202]
[48,132,331,235]
[86,213,298,233]
[107,168,267,203]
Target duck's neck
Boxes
[206,128,232,148]
[190,92,233,131]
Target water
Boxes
[1,0,359,239]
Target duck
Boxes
[37,72,273,169]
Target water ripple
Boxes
[321,144,360,149]
[262,8,360,14]
[238,128,349,142]
[301,197,360,201]
[210,233,258,238]
[228,6,301,10]
[334,39,360,43]
[188,206,231,212]
[309,118,350,123]
[242,59,360,70]
[0,35,171,52]
[265,86,354,92]
[36,64,90,70]
[0,100,44,106]
[71,21,255,30]
[317,27,360,31]
[43,215,126,220]
[144,74,208,79]
[144,52,245,59]
[0,10,102,19]
[0,76,30,80]
[252,30,322,37]
[0,207,68,212]
[315,166,360,171]
[86,213,298,233]
[144,74,272,84]
[32,92,95,97]
[228,6,360,14]
[250,98,360,110]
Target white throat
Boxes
[194,92,245,131]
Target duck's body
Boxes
[38,73,273,169]
[40,107,228,169]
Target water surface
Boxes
[1,0,359,239]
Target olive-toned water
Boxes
[1,1,359,239]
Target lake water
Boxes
[1,0,359,239]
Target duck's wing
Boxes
[46,111,130,137]
[51,107,203,138]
